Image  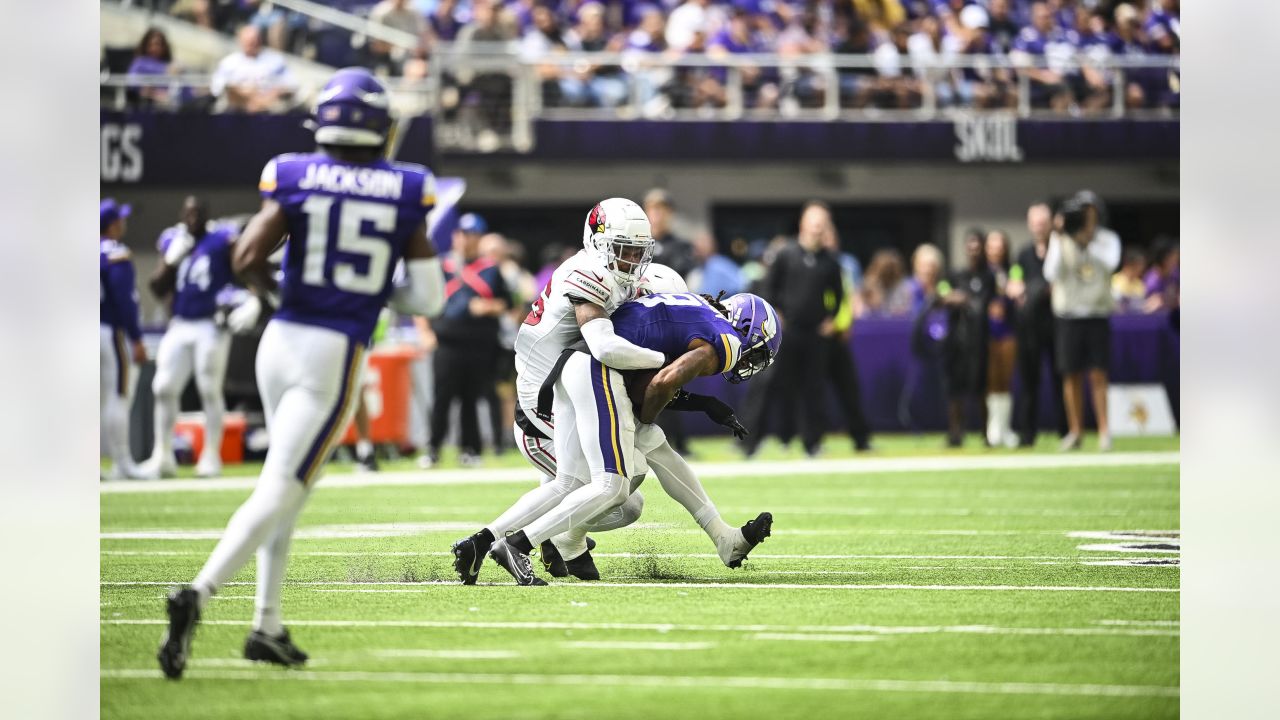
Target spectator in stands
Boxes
[1143,237,1180,312]
[860,249,914,317]
[1068,5,1112,113]
[211,25,298,113]
[985,229,1018,446]
[666,0,713,52]
[429,0,464,42]
[455,0,518,144]
[872,23,923,109]
[688,231,745,297]
[521,3,577,106]
[1010,1,1072,111]
[1045,193,1121,452]
[127,28,179,108]
[624,6,675,117]
[1009,201,1066,447]
[1111,3,1153,109]
[559,2,629,107]
[986,0,1022,53]
[1112,247,1148,313]
[368,0,432,76]
[955,5,1014,109]
[852,0,907,38]
[169,0,216,30]
[245,0,307,52]
[908,15,963,108]
[417,213,513,468]
[708,8,779,110]
[833,17,881,109]
[643,188,698,279]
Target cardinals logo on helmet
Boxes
[588,204,607,234]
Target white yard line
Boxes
[1094,620,1179,627]
[369,649,521,660]
[752,633,882,643]
[561,641,713,651]
[99,451,1179,494]
[103,618,1178,638]
[98,667,1179,698]
[99,550,1135,561]
[100,580,1177,593]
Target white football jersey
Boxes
[515,251,632,411]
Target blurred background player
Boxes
[140,196,241,479]
[1010,202,1067,447]
[157,67,446,680]
[416,212,512,468]
[100,199,148,480]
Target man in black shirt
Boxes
[944,230,996,447]
[418,213,512,467]
[742,201,845,457]
[1010,202,1067,446]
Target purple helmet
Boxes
[310,67,392,147]
[722,293,782,384]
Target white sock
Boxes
[152,391,178,467]
[253,507,299,637]
[646,440,733,545]
[192,472,306,600]
[523,472,629,545]
[486,475,579,537]
[201,391,225,467]
[356,439,374,459]
[551,527,590,561]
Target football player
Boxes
[100,199,149,480]
[139,197,241,479]
[477,289,782,586]
[157,68,446,680]
[449,199,676,584]
[510,265,771,580]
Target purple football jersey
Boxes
[100,238,142,340]
[158,224,237,320]
[610,292,742,371]
[259,152,435,343]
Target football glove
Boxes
[225,296,263,334]
[163,226,196,266]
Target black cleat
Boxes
[728,512,773,569]
[452,532,492,585]
[540,540,567,578]
[356,449,379,472]
[541,536,596,578]
[244,628,308,667]
[489,539,548,586]
[564,549,600,581]
[156,586,201,680]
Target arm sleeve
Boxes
[107,260,143,341]
[389,257,447,317]
[580,317,666,370]
[1091,229,1122,271]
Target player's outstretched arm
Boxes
[388,221,446,317]
[639,342,719,423]
[574,300,665,370]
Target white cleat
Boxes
[194,457,222,478]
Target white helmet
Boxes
[582,197,655,286]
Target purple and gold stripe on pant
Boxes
[113,329,129,397]
[589,358,626,476]
[295,340,366,485]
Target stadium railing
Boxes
[101,50,1179,153]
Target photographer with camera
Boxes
[1044,192,1121,452]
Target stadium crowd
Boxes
[115,0,1179,114]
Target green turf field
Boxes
[101,435,1179,719]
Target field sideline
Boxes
[101,435,1179,719]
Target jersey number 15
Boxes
[301,196,394,296]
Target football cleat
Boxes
[539,540,567,578]
[489,539,548,586]
[355,449,379,473]
[451,532,492,585]
[564,549,601,581]
[727,512,773,569]
[244,628,308,667]
[156,586,201,680]
[540,536,596,578]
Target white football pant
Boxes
[100,326,140,477]
[148,317,231,472]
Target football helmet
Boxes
[310,67,392,148]
[581,197,655,286]
[722,293,782,384]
